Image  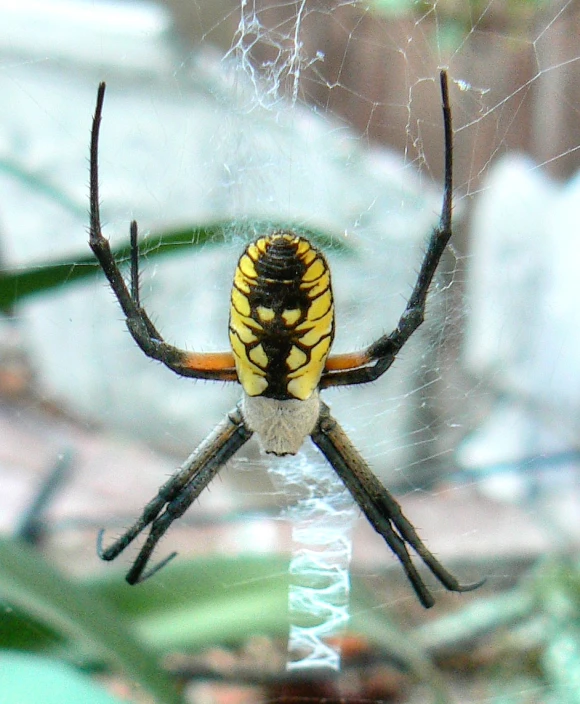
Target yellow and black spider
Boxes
[91,70,482,608]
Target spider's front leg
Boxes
[321,69,455,389]
[311,403,483,608]
[89,82,238,382]
[98,407,253,584]
[89,83,171,355]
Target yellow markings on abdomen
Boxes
[257,306,275,322]
[287,345,308,371]
[302,258,325,282]
[229,232,335,400]
[231,287,251,317]
[239,254,258,279]
[249,344,268,368]
[282,308,301,325]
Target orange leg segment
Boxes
[179,351,238,380]
[324,351,371,372]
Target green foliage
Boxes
[88,554,292,653]
[0,535,454,702]
[536,559,580,704]
[5,528,580,702]
[415,557,580,703]
[0,537,184,704]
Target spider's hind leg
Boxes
[311,402,483,608]
[97,406,253,584]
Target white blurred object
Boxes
[0,0,174,71]
[461,154,580,506]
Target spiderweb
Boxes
[2,0,580,700]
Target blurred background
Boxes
[1,1,579,703]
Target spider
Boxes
[90,70,482,609]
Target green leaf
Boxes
[0,537,183,704]
[0,652,127,704]
[0,603,64,653]
[89,555,291,653]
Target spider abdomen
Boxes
[229,232,335,400]
[241,392,321,455]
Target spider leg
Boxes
[311,402,483,608]
[98,406,253,584]
[321,70,454,389]
[89,82,237,382]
